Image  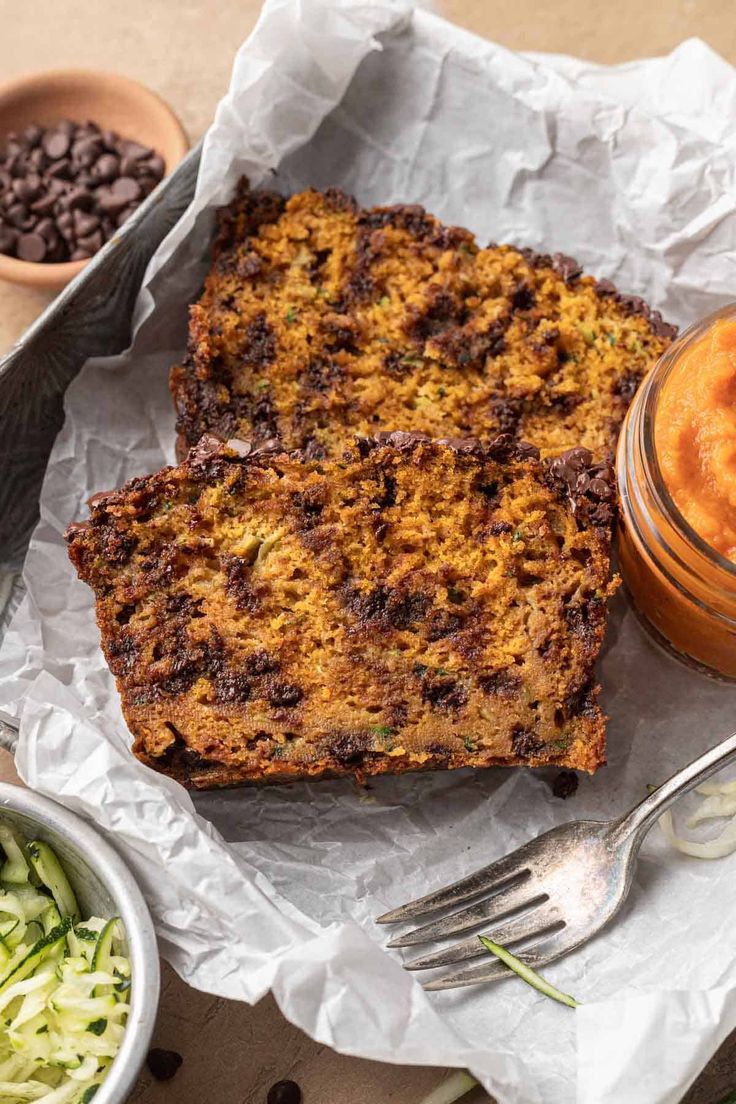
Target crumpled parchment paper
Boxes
[1,4,736,1101]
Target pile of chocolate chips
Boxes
[0,119,165,263]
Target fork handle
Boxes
[610,730,736,847]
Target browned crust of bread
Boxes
[170,179,676,463]
[66,433,617,789]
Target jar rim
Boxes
[637,301,736,580]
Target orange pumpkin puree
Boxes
[656,318,736,563]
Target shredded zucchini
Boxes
[478,936,579,1008]
[648,781,736,859]
[0,823,130,1103]
[417,1070,478,1104]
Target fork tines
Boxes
[377,831,569,990]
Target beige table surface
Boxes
[1,2,735,1102]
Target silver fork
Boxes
[377,732,736,991]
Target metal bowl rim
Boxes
[0,782,160,1103]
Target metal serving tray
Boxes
[0,143,202,631]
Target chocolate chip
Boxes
[16,232,46,261]
[267,1080,302,1104]
[595,278,618,297]
[1,118,167,264]
[511,727,545,758]
[77,229,103,253]
[551,770,579,799]
[63,186,94,211]
[12,177,41,204]
[71,135,103,165]
[46,157,72,180]
[55,210,74,239]
[551,252,582,283]
[35,217,57,242]
[6,203,34,230]
[92,152,119,182]
[137,174,159,196]
[41,130,70,160]
[73,210,100,236]
[96,186,129,215]
[30,191,57,216]
[146,1048,183,1081]
[144,154,165,178]
[120,139,152,161]
[112,175,141,202]
[0,224,17,255]
[119,154,140,177]
[116,202,139,227]
[27,147,47,172]
[649,311,678,339]
[266,681,303,709]
[589,477,612,498]
[21,124,43,148]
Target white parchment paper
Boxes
[1,4,736,1101]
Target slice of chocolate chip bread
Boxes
[66,433,616,789]
[170,180,676,461]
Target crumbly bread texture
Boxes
[170,181,677,461]
[66,433,617,789]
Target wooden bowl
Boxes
[0,70,189,291]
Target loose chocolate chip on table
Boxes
[146,1047,183,1081]
[267,1080,302,1104]
[551,769,579,799]
[16,232,46,262]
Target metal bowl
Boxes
[0,781,160,1103]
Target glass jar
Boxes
[616,304,736,680]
